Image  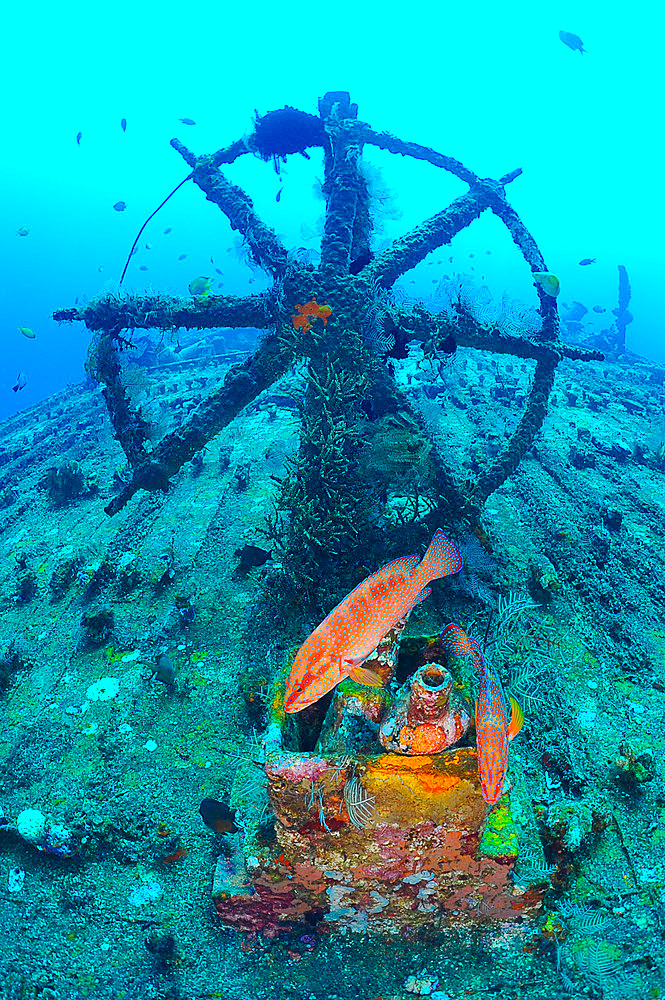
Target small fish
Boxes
[210,255,214,264]
[592,305,606,313]
[284,530,463,713]
[12,372,27,392]
[76,131,82,145]
[18,326,35,339]
[16,226,29,236]
[179,117,196,125]
[349,249,372,275]
[161,848,187,865]
[188,276,213,296]
[440,623,524,805]
[198,797,239,834]
[533,272,560,297]
[178,253,188,261]
[235,544,271,574]
[98,265,104,272]
[145,242,152,250]
[215,268,223,275]
[164,227,172,234]
[113,201,126,212]
[276,187,283,202]
[140,265,149,271]
[121,118,127,132]
[579,258,596,266]
[152,654,175,686]
[562,300,587,321]
[559,30,586,54]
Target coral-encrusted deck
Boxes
[213,630,546,938]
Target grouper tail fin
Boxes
[414,529,463,586]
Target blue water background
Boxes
[1,0,663,423]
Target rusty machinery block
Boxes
[212,625,546,939]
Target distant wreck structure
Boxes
[54,91,603,600]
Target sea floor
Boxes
[0,345,664,999]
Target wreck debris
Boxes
[613,264,632,355]
[379,662,472,755]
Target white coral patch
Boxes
[17,808,46,843]
[86,677,120,702]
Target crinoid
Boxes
[343,775,376,830]
[54,91,603,600]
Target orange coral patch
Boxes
[292,298,332,332]
[292,314,313,332]
[366,755,462,796]
[407,723,448,755]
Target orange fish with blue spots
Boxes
[284,530,463,713]
[440,622,524,805]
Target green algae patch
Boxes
[102,646,127,664]
[479,797,519,858]
[61,744,98,781]
[189,650,210,663]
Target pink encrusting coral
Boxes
[212,730,546,937]
[264,754,329,785]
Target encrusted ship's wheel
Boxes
[54,91,602,599]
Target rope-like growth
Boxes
[119,173,193,284]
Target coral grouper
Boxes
[284,530,463,713]
[440,623,524,804]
